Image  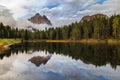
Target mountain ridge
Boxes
[80,14,109,23]
[28,13,52,25]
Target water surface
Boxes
[0,42,120,80]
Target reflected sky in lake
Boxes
[0,51,120,80]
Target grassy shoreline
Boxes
[0,39,21,48]
[24,39,120,44]
[0,39,21,54]
[0,39,120,48]
[0,38,120,54]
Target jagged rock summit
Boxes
[28,13,52,25]
[80,14,109,23]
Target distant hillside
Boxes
[0,14,120,40]
[80,14,109,23]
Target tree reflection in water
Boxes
[0,42,120,69]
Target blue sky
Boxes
[46,3,60,9]
[97,0,106,4]
[0,0,120,27]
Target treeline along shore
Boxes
[0,14,120,44]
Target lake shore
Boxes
[0,39,21,53]
[1,39,120,48]
[0,39,120,54]
[24,39,120,44]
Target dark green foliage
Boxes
[112,16,120,39]
[1,42,120,69]
[0,14,120,40]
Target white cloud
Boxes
[0,16,16,26]
[0,51,120,80]
[0,0,47,19]
[0,0,120,28]
[0,5,16,26]
[0,5,52,30]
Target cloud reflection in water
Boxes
[0,51,119,80]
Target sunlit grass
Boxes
[0,39,120,47]
[107,39,120,44]
[0,39,20,47]
[29,39,120,44]
[0,39,21,54]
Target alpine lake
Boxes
[0,42,120,80]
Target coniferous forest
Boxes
[0,14,120,40]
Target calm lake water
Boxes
[0,42,120,80]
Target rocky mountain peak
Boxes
[34,13,42,17]
[80,14,109,23]
[28,13,52,25]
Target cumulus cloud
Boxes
[0,5,16,26]
[0,5,52,30]
[0,0,47,19]
[15,19,52,30]
[38,0,120,26]
[0,16,16,27]
[74,0,120,19]
[0,0,120,29]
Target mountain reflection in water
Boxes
[29,55,52,67]
[0,42,120,80]
[1,42,120,69]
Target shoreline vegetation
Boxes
[0,14,120,52]
[0,39,120,48]
[0,38,120,54]
[0,39,21,53]
[24,39,120,44]
[0,14,120,42]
